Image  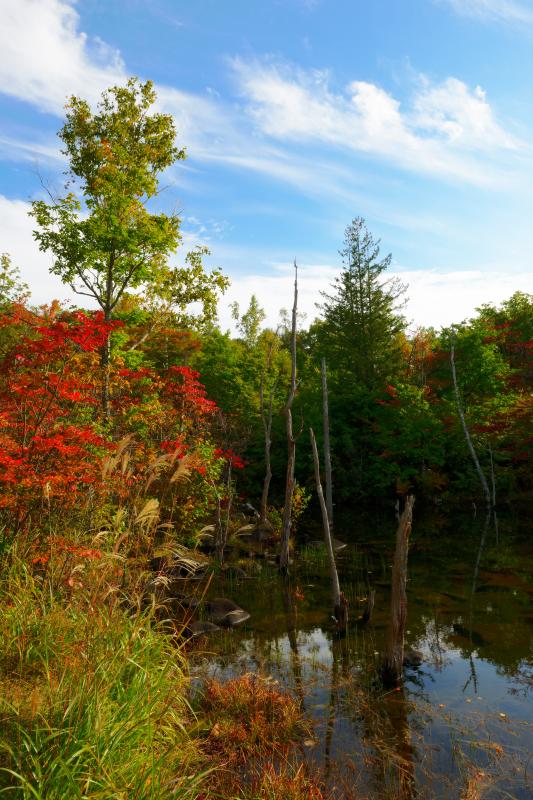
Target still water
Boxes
[193,510,532,799]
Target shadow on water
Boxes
[192,510,533,799]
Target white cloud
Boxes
[216,263,533,329]
[220,260,533,332]
[0,1,523,192]
[0,0,125,115]
[2,193,531,330]
[413,78,516,150]
[441,0,533,24]
[397,268,533,328]
[231,58,520,185]
[0,194,74,304]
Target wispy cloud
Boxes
[0,0,524,193]
[0,135,62,164]
[230,57,520,185]
[440,0,533,25]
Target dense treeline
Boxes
[193,239,533,509]
[2,230,531,536]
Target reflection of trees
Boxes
[281,577,305,709]
[383,685,417,800]
[463,511,491,696]
[424,612,451,671]
[323,636,341,784]
[347,682,418,799]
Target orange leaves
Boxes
[31,538,102,569]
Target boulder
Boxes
[188,620,220,637]
[207,597,250,627]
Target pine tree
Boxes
[319,217,406,393]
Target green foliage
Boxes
[317,217,406,393]
[0,254,29,308]
[230,294,266,347]
[31,78,183,319]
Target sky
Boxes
[1,0,533,331]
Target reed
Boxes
[0,555,208,799]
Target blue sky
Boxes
[1,0,533,329]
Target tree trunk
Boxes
[259,339,278,525]
[382,495,415,685]
[101,259,114,422]
[488,443,497,508]
[450,340,491,508]
[279,262,299,573]
[100,331,111,423]
[216,461,232,564]
[310,427,347,633]
[321,357,333,528]
[259,427,272,525]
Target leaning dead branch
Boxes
[310,427,348,633]
[450,339,492,508]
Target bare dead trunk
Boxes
[279,262,298,573]
[310,427,347,633]
[450,340,491,508]
[216,461,233,563]
[321,357,333,528]
[382,495,415,685]
[259,338,278,525]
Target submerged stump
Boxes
[382,495,415,686]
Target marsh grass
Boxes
[195,673,326,799]
[0,556,208,799]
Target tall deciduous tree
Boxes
[31,78,184,418]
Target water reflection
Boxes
[195,511,532,798]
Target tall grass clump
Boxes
[0,554,208,800]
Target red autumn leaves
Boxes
[0,303,241,530]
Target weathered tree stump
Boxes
[382,495,415,686]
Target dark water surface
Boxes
[192,511,532,799]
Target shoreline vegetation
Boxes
[0,549,323,800]
[0,78,531,798]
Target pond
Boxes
[191,509,533,799]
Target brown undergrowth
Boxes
[196,674,327,799]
